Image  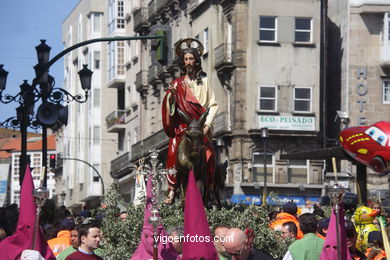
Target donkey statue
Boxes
[175,108,210,204]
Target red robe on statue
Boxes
[162,76,215,192]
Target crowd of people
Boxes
[162,199,390,260]
[1,196,389,260]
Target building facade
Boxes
[109,0,327,204]
[60,0,118,211]
[5,135,56,206]
[327,0,390,199]
[58,0,390,206]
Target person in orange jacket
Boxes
[47,217,74,257]
[365,231,386,260]
[269,202,304,239]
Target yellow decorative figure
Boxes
[353,206,380,253]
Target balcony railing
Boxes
[110,151,134,178]
[106,109,126,132]
[133,7,149,33]
[213,111,230,135]
[156,0,168,12]
[214,43,232,69]
[135,69,149,92]
[148,0,157,22]
[131,129,168,161]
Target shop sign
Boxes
[259,115,315,131]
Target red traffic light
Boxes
[49,154,56,168]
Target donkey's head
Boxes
[178,108,209,156]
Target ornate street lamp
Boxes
[0,65,8,91]
[0,40,92,186]
[260,127,269,206]
[1,35,165,188]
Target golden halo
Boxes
[174,38,204,59]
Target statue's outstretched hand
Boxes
[203,125,210,136]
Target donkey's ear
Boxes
[199,108,210,126]
[177,108,192,124]
[223,160,228,168]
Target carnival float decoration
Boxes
[339,121,390,174]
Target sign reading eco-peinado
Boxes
[259,115,315,131]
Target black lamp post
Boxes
[0,39,92,187]
[260,127,269,206]
[1,35,165,189]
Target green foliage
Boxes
[100,183,289,259]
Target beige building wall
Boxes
[61,0,117,211]
[328,0,390,198]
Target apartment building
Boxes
[60,0,118,211]
[327,0,390,199]
[60,0,390,205]
[1,135,56,206]
[103,0,326,205]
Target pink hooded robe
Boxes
[320,203,352,260]
[131,174,180,260]
[181,170,219,260]
[0,165,55,259]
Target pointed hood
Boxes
[320,203,352,260]
[0,165,55,259]
[131,174,179,260]
[182,170,219,260]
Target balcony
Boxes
[131,129,168,161]
[133,7,149,34]
[380,43,390,67]
[214,43,233,72]
[107,76,125,89]
[350,0,390,13]
[148,0,158,24]
[148,64,163,85]
[213,111,230,135]
[156,0,168,12]
[106,110,126,133]
[110,151,135,179]
[135,69,149,95]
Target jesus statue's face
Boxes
[184,53,196,75]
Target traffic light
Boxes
[49,154,56,168]
[156,29,167,63]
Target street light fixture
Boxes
[0,34,165,190]
[260,127,269,206]
[0,40,92,187]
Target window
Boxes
[94,51,100,69]
[93,13,101,33]
[94,126,100,145]
[294,87,311,112]
[253,152,274,183]
[93,164,100,182]
[383,79,390,104]
[259,86,277,111]
[259,16,277,42]
[387,14,390,41]
[295,18,312,43]
[203,28,209,53]
[117,41,125,75]
[94,89,100,107]
[78,15,83,43]
[117,0,125,29]
[287,159,308,183]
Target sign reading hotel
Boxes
[259,115,315,131]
